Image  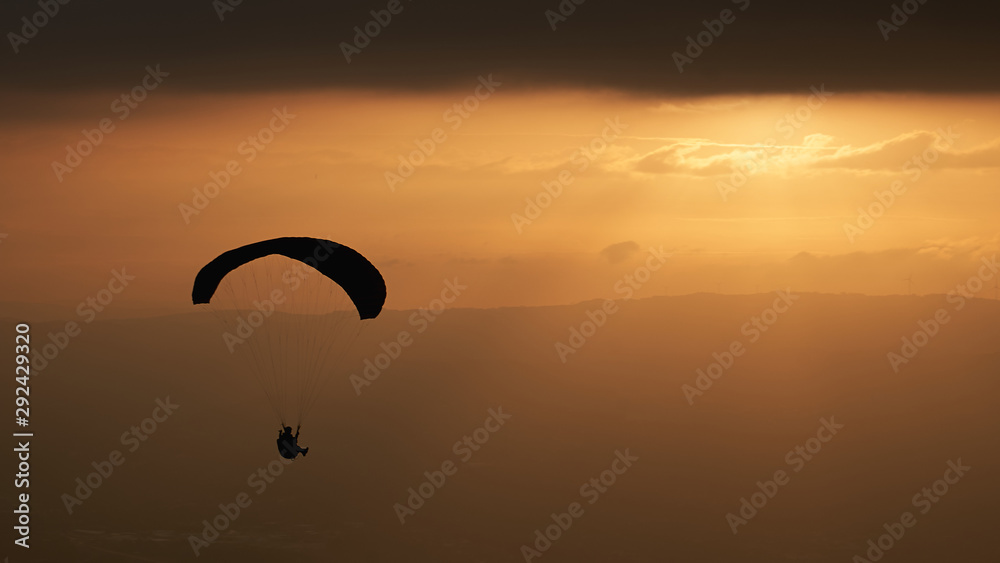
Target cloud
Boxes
[1,1,998,97]
[628,138,832,177]
[811,129,1000,172]
[916,235,1000,260]
[627,129,1000,178]
[790,236,1000,269]
[600,241,640,264]
[811,130,950,171]
[936,138,1000,169]
[630,141,756,176]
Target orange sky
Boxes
[2,88,999,311]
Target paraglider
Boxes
[192,237,385,459]
[277,426,308,459]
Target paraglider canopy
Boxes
[191,237,385,319]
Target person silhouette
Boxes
[277,425,309,459]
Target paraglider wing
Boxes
[191,237,385,319]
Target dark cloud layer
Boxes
[1,0,997,96]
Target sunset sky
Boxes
[2,0,998,310]
[3,5,999,561]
